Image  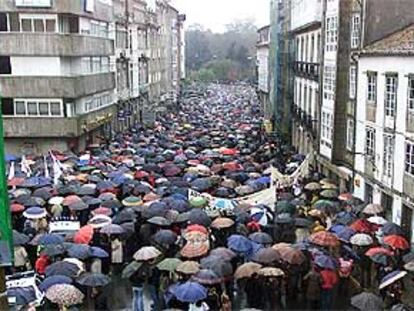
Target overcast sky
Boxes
[170,0,270,32]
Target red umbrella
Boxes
[8,177,24,187]
[223,162,243,171]
[187,160,200,166]
[180,242,209,259]
[220,148,238,156]
[365,247,394,257]
[134,171,149,179]
[63,195,82,206]
[10,203,25,213]
[383,235,409,250]
[91,207,112,216]
[74,225,94,244]
[349,219,373,233]
[338,193,353,201]
[309,231,339,247]
[186,224,208,235]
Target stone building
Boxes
[0,0,116,154]
[353,24,414,247]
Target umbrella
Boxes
[88,215,112,229]
[335,227,356,242]
[41,244,66,257]
[23,206,47,219]
[90,246,109,258]
[234,262,262,279]
[350,233,374,246]
[147,216,171,227]
[391,304,413,311]
[403,252,414,263]
[370,253,389,265]
[7,287,37,305]
[39,275,73,292]
[349,219,373,233]
[189,196,208,208]
[320,189,338,199]
[13,230,30,245]
[382,223,404,236]
[304,182,321,191]
[367,216,387,225]
[335,211,357,225]
[122,261,143,279]
[351,292,383,311]
[227,234,253,253]
[45,261,81,278]
[213,198,237,210]
[192,269,222,285]
[200,255,233,277]
[278,247,306,265]
[363,203,384,215]
[153,229,178,245]
[258,267,285,277]
[76,272,110,287]
[62,195,82,206]
[309,231,339,247]
[249,232,273,244]
[379,270,407,289]
[133,246,162,261]
[338,192,354,201]
[100,224,125,235]
[313,200,338,213]
[276,201,295,214]
[188,209,211,227]
[68,201,88,211]
[314,254,338,270]
[10,203,25,213]
[176,261,200,275]
[295,218,312,228]
[211,217,235,229]
[180,242,209,259]
[404,261,414,272]
[209,247,237,261]
[252,247,280,264]
[67,244,92,259]
[45,284,84,306]
[39,234,64,246]
[365,247,393,257]
[383,235,409,250]
[74,225,94,244]
[172,281,207,303]
[157,258,183,272]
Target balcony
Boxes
[293,61,320,81]
[0,73,115,98]
[1,0,113,22]
[0,33,114,57]
[3,105,116,138]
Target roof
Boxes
[361,24,414,56]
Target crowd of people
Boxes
[5,83,414,311]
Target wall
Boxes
[291,0,322,31]
[257,45,269,93]
[10,57,61,76]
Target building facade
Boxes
[353,25,414,247]
[0,0,184,154]
[256,25,270,118]
[0,0,116,154]
[290,0,322,156]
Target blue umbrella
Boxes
[379,270,407,290]
[336,227,356,242]
[227,235,253,253]
[244,241,263,261]
[382,222,404,236]
[90,246,109,258]
[172,281,207,303]
[166,199,189,212]
[249,232,273,244]
[342,245,361,260]
[5,154,18,162]
[23,206,47,219]
[335,211,357,225]
[190,178,212,192]
[22,176,51,188]
[67,244,91,259]
[39,275,72,292]
[39,234,64,246]
[171,193,187,201]
[256,176,271,186]
[76,272,110,287]
[7,286,37,305]
[329,224,346,235]
[314,254,338,270]
[153,229,177,245]
[214,198,237,210]
[45,261,81,278]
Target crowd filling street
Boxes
[5,83,414,311]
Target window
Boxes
[408,76,414,111]
[383,134,394,178]
[83,93,113,113]
[366,127,376,157]
[92,57,100,73]
[13,99,63,117]
[347,119,354,151]
[1,98,13,115]
[405,141,414,175]
[45,19,56,32]
[33,19,44,32]
[385,74,398,117]
[21,18,32,32]
[367,73,377,103]
[349,66,356,99]
[325,16,338,52]
[321,111,333,147]
[0,56,11,74]
[19,15,56,33]
[0,13,8,32]
[351,13,360,48]
[323,65,336,100]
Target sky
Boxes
[170,0,270,33]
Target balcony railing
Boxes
[293,61,320,81]
[291,101,318,139]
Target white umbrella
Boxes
[379,270,407,290]
[350,233,374,246]
[367,216,387,225]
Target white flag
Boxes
[21,155,32,177]
[50,151,63,185]
[44,156,50,178]
[8,161,15,180]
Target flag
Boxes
[7,161,15,181]
[50,151,63,185]
[44,156,49,178]
[21,155,32,177]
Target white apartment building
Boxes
[354,24,414,247]
[291,0,322,155]
[257,25,270,118]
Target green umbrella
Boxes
[189,196,208,208]
[276,201,295,214]
[157,258,183,272]
[320,189,339,199]
[313,199,339,213]
[122,261,142,279]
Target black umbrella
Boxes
[41,244,66,257]
[76,272,110,287]
[13,230,30,245]
[200,255,233,277]
[153,229,177,245]
[189,209,211,227]
[249,232,273,244]
[45,261,81,278]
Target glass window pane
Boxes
[45,19,56,32]
[50,102,61,116]
[39,102,49,115]
[27,102,38,115]
[21,19,32,32]
[15,101,26,115]
[34,19,44,32]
